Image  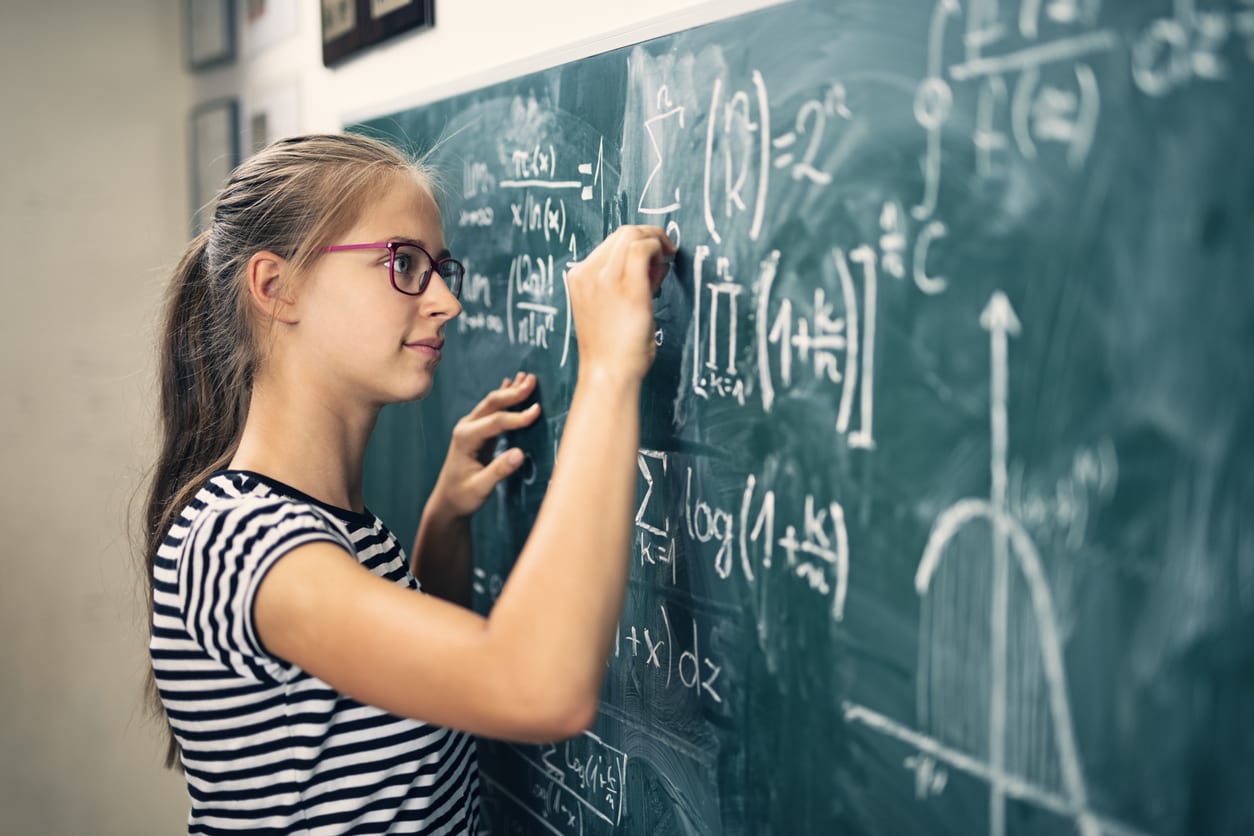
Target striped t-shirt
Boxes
[150,470,480,835]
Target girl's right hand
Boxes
[566,225,676,382]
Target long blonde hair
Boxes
[143,133,435,767]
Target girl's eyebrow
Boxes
[391,236,452,260]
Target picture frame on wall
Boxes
[322,0,434,67]
[186,0,237,70]
[321,0,362,66]
[190,98,241,233]
[365,0,434,48]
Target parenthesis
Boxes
[1011,67,1039,160]
[740,473,756,583]
[831,501,849,621]
[660,602,674,688]
[560,260,572,368]
[506,257,516,345]
[619,757,626,802]
[833,248,858,434]
[751,70,770,241]
[756,250,780,412]
[703,78,723,245]
[1070,62,1099,169]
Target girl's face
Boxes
[293,174,462,407]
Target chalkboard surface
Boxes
[354,1,1254,833]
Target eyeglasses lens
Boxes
[391,245,465,298]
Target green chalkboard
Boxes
[354,1,1254,833]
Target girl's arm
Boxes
[410,372,543,607]
[410,507,472,606]
[254,226,674,742]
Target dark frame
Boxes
[185,0,237,71]
[322,0,435,67]
[189,98,241,234]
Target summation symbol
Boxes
[842,292,1147,836]
[636,449,677,585]
[640,87,685,215]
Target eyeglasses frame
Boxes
[318,241,465,298]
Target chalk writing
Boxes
[703,72,771,244]
[640,86,686,215]
[691,245,749,405]
[916,0,1116,219]
[844,293,1137,836]
[615,603,726,706]
[463,159,496,198]
[484,731,628,834]
[1133,0,1254,96]
[636,449,678,585]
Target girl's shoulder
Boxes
[204,469,377,529]
[178,470,364,552]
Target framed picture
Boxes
[364,0,434,47]
[242,0,300,57]
[322,0,434,67]
[321,0,362,66]
[186,0,237,70]
[190,98,241,233]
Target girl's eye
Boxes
[393,252,414,275]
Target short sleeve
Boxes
[177,497,352,682]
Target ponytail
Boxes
[142,230,252,768]
[141,132,440,769]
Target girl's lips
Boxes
[406,342,442,359]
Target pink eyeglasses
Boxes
[319,241,465,298]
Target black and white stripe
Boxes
[151,471,480,835]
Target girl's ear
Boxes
[246,250,299,324]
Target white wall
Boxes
[0,1,193,834]
[0,2,782,833]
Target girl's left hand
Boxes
[428,372,541,519]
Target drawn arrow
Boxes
[980,291,1021,510]
[979,290,1020,836]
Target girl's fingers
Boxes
[466,372,534,419]
[582,225,674,294]
[628,237,670,297]
[453,402,542,447]
[472,447,527,493]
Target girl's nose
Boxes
[422,272,463,320]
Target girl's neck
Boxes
[228,374,380,514]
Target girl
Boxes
[144,132,675,833]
